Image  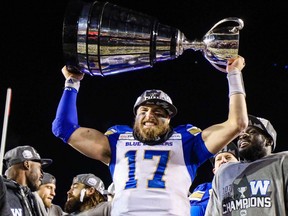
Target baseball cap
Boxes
[3,145,53,168]
[209,142,239,166]
[41,172,56,185]
[133,89,177,117]
[248,114,277,151]
[73,173,105,195]
[104,182,115,195]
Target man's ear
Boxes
[265,138,273,147]
[23,161,30,170]
[86,187,96,196]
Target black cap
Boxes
[210,142,239,166]
[41,172,56,185]
[248,114,277,151]
[3,145,53,168]
[73,173,105,195]
[133,89,177,117]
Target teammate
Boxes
[33,172,65,216]
[64,173,111,215]
[52,56,248,215]
[189,142,239,216]
[0,145,52,215]
[205,115,288,215]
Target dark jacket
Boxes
[0,175,41,216]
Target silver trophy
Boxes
[63,1,244,76]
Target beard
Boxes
[64,196,82,213]
[27,173,40,192]
[239,142,267,162]
[27,181,38,192]
[42,198,52,208]
[133,120,170,143]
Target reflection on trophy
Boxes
[63,0,244,76]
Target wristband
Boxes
[65,76,80,92]
[227,70,246,97]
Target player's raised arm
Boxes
[202,55,248,154]
[52,66,111,165]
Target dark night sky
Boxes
[1,0,288,207]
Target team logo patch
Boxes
[87,178,97,186]
[187,126,202,135]
[189,191,205,201]
[119,133,134,140]
[22,150,34,159]
[104,129,116,136]
[170,133,182,139]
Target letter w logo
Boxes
[11,208,22,216]
[250,180,270,195]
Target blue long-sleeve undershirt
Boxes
[52,87,80,143]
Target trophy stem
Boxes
[184,40,206,52]
[175,31,205,57]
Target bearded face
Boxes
[133,105,170,143]
[37,183,56,208]
[65,183,87,213]
[64,191,83,213]
[237,126,271,162]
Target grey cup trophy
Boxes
[63,0,244,76]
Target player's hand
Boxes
[226,55,245,73]
[62,66,84,81]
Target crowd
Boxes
[0,145,114,216]
[1,54,287,216]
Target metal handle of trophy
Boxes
[206,17,244,35]
[202,17,244,72]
